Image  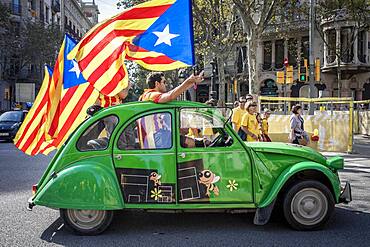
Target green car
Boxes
[28,101,352,235]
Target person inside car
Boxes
[139,71,204,103]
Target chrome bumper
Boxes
[27,196,35,211]
[339,182,352,204]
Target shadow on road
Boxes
[40,208,370,246]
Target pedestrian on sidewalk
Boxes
[231,96,247,139]
[240,102,260,142]
[261,109,272,142]
[289,104,309,145]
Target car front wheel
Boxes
[60,209,114,235]
[283,180,334,230]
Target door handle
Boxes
[178,153,186,158]
[114,154,122,160]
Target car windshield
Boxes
[0,111,23,122]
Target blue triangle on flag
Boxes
[63,34,88,89]
[132,0,195,66]
[46,65,53,76]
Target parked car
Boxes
[28,101,351,235]
[0,110,27,142]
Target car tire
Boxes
[283,180,334,231]
[60,209,114,235]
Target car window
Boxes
[117,112,172,150]
[180,109,233,148]
[0,111,23,122]
[77,115,119,151]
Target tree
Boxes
[232,0,279,94]
[193,0,243,105]
[0,4,63,104]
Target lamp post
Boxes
[308,0,316,115]
[210,58,217,101]
[283,58,288,114]
[178,69,186,100]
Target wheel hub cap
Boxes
[291,188,328,226]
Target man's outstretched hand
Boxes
[186,71,204,85]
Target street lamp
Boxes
[210,58,217,101]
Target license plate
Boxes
[0,133,9,136]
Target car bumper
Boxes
[27,196,35,211]
[339,182,352,204]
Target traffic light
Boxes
[286,65,293,84]
[299,65,306,82]
[298,59,308,82]
[315,58,320,82]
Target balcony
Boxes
[52,0,60,13]
[9,3,22,16]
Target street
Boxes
[0,139,369,247]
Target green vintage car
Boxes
[28,101,351,235]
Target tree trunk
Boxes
[217,55,226,106]
[246,35,258,95]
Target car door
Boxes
[113,109,177,205]
[176,108,253,204]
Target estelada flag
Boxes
[39,34,100,154]
[14,65,53,155]
[68,0,195,96]
[15,34,100,155]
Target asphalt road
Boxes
[1,140,370,247]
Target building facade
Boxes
[201,7,370,103]
[0,0,99,111]
[64,0,99,40]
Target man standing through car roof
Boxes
[139,71,204,103]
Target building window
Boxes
[358,30,366,63]
[45,6,49,23]
[275,39,284,69]
[288,38,298,67]
[340,27,354,63]
[237,46,247,73]
[327,29,336,63]
[11,0,21,15]
[263,41,272,70]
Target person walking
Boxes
[261,109,272,142]
[240,102,260,142]
[231,96,247,139]
[289,104,309,145]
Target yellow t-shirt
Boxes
[187,128,203,138]
[231,107,246,132]
[261,119,269,135]
[241,112,260,142]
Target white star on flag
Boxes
[69,60,81,78]
[153,24,180,47]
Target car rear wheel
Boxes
[60,209,114,235]
[283,180,334,230]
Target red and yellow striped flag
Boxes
[14,65,53,155]
[37,38,99,155]
[67,0,187,97]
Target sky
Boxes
[95,0,124,21]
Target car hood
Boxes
[245,142,327,165]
